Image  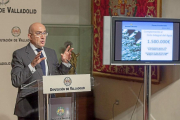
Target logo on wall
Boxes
[0,0,9,5]
[56,107,65,116]
[11,26,21,37]
[64,77,72,86]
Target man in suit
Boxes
[11,22,73,120]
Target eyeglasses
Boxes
[30,32,48,37]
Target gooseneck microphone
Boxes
[66,60,77,74]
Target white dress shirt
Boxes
[28,43,70,75]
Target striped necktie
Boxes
[36,48,46,75]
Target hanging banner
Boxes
[0,0,41,119]
[93,0,161,83]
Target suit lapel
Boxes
[25,43,35,63]
[25,43,43,76]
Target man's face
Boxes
[28,23,47,48]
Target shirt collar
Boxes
[30,43,44,51]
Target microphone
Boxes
[66,60,77,74]
[46,59,52,76]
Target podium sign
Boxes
[43,74,91,94]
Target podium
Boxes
[21,74,91,120]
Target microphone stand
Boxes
[67,60,77,120]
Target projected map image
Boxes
[122,29,141,60]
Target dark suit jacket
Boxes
[11,43,70,117]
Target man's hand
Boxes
[61,45,74,63]
[31,51,46,68]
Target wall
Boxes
[112,73,180,120]
[94,1,180,120]
[42,0,91,25]
[162,0,180,19]
[94,66,180,120]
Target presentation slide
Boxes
[121,21,173,61]
[141,30,173,60]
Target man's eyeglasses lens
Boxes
[34,32,48,37]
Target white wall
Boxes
[94,66,180,120]
[162,0,180,19]
[42,0,91,25]
[113,78,180,120]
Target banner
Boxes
[0,0,41,119]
